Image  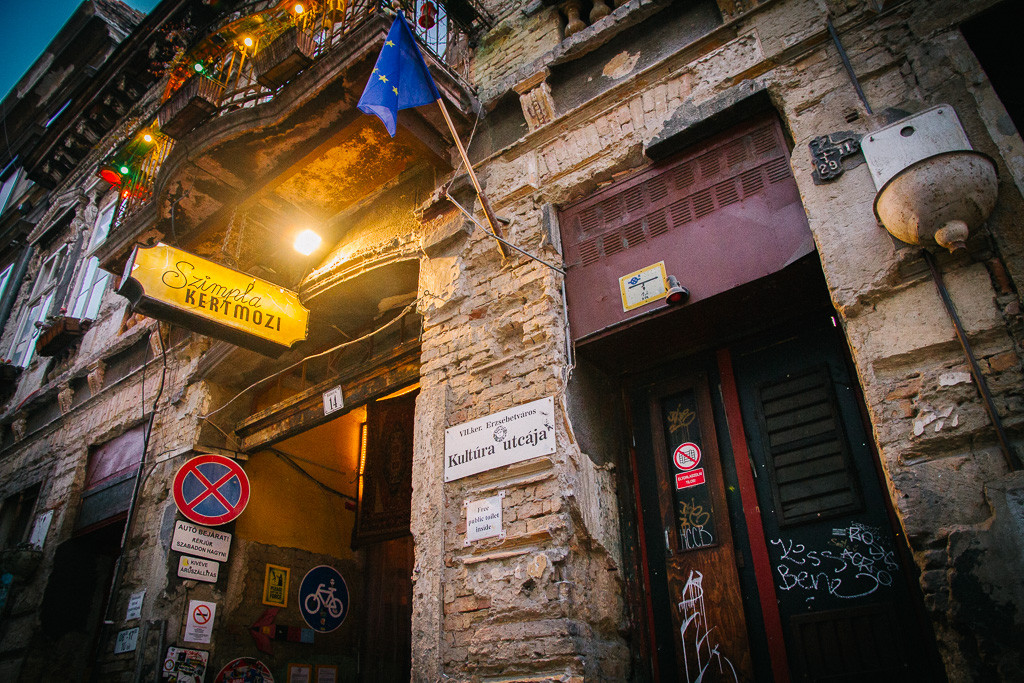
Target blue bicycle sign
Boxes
[298,565,349,632]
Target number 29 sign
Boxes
[299,565,349,632]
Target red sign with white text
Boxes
[675,469,706,489]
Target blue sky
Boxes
[1,0,161,101]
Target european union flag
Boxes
[357,12,440,137]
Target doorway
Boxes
[627,311,941,681]
[232,380,419,680]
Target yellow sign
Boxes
[619,261,668,311]
[119,244,309,356]
[263,564,290,607]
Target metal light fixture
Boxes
[666,276,689,306]
[293,229,322,255]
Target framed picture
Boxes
[263,564,290,607]
[315,664,338,683]
[287,663,312,683]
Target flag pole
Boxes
[434,97,511,258]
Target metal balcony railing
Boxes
[110,0,477,231]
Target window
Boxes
[0,263,13,303]
[7,246,65,366]
[0,483,41,550]
[0,167,20,216]
[69,199,114,320]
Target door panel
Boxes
[645,372,753,682]
[730,318,933,682]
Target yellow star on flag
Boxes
[386,40,395,47]
[392,86,399,95]
[379,74,388,82]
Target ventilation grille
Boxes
[563,121,790,268]
[756,367,863,526]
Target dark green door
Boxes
[730,316,940,682]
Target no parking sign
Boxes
[173,454,250,526]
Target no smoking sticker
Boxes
[673,442,701,471]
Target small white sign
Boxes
[125,590,146,620]
[445,397,557,482]
[28,510,53,549]
[184,600,216,644]
[172,521,232,562]
[465,494,505,544]
[114,627,139,654]
[178,555,220,583]
[323,386,344,416]
[619,261,668,311]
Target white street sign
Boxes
[445,396,556,482]
[178,555,219,583]
[172,521,231,562]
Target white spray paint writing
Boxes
[678,570,738,683]
[770,523,898,602]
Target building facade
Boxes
[0,0,1022,681]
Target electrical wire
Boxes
[200,300,419,424]
[267,446,356,502]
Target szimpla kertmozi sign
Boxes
[118,244,309,356]
[444,396,556,481]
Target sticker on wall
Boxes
[298,566,349,633]
[672,442,701,471]
[675,468,706,489]
[184,599,216,644]
[162,646,208,682]
[215,657,274,683]
[173,454,250,526]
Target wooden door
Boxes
[645,372,753,682]
[730,318,939,681]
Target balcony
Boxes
[97,0,484,296]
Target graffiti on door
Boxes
[678,570,739,682]
[770,522,898,601]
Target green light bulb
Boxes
[120,165,130,175]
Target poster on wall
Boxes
[263,564,290,607]
[162,647,209,682]
[316,665,338,683]
[184,599,217,644]
[444,396,557,482]
[287,664,312,683]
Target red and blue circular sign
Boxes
[173,454,250,526]
[299,565,349,632]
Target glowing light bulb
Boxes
[194,62,204,73]
[293,229,322,255]
[120,165,130,175]
[243,36,253,47]
[294,3,304,13]
[142,133,153,142]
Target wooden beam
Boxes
[235,341,420,452]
